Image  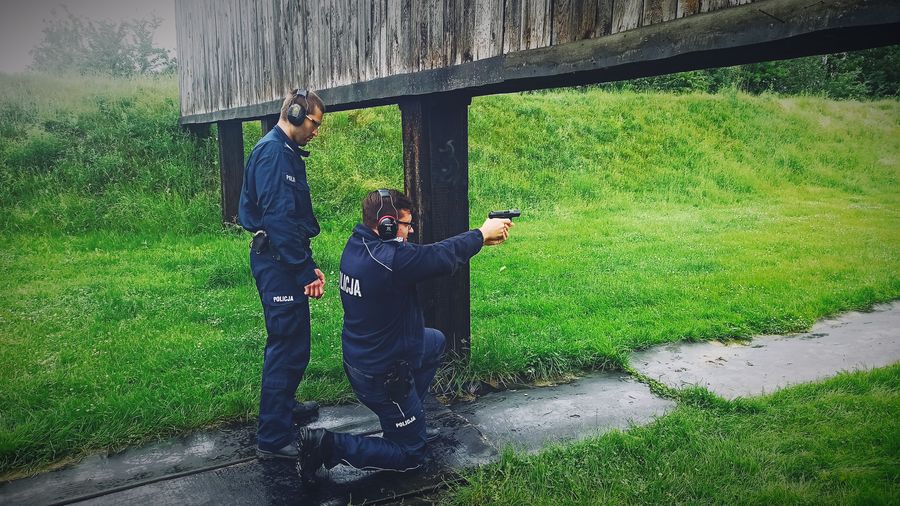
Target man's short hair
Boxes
[363,189,413,229]
[279,89,326,121]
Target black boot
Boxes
[297,427,327,485]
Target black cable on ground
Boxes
[46,456,257,506]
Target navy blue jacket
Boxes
[339,225,484,374]
[238,125,320,286]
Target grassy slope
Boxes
[446,366,900,505]
[0,75,898,474]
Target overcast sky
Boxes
[0,0,178,73]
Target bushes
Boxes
[600,46,900,99]
[0,76,218,234]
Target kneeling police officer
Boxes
[295,189,512,482]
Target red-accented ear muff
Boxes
[376,189,399,240]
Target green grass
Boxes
[0,74,898,476]
[445,365,900,505]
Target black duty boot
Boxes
[293,401,320,424]
[256,441,300,460]
[297,427,327,485]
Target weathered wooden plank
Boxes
[702,0,736,12]
[196,0,207,113]
[298,0,312,91]
[643,0,678,24]
[612,0,643,33]
[346,0,358,85]
[446,0,459,65]
[399,94,473,362]
[342,0,356,85]
[503,0,552,51]
[174,0,186,115]
[554,0,611,43]
[319,0,332,90]
[358,0,370,82]
[504,0,523,52]
[523,0,552,49]
[376,0,389,78]
[553,0,573,44]
[473,0,503,60]
[677,0,702,17]
[398,0,416,72]
[217,120,245,224]
[427,0,446,70]
[416,0,430,71]
[595,0,615,38]
[386,0,402,75]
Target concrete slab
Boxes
[454,373,676,453]
[631,302,900,399]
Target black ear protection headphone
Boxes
[376,189,399,240]
[286,88,309,126]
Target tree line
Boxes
[29,7,175,77]
[597,47,899,99]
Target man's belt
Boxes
[250,231,310,259]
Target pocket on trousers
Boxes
[343,362,388,404]
[261,291,303,338]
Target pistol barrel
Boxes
[488,209,521,219]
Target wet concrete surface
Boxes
[456,373,675,453]
[632,302,900,399]
[0,373,668,505]
[76,409,494,506]
[0,397,459,506]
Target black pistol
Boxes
[488,209,521,220]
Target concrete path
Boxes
[456,372,674,453]
[632,302,900,399]
[2,302,898,505]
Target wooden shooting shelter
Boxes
[175,0,899,363]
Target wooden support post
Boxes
[399,93,473,363]
[184,123,210,140]
[217,120,244,224]
[260,114,279,135]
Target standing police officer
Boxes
[238,89,327,459]
[294,189,512,482]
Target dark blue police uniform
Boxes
[238,125,320,453]
[321,224,483,470]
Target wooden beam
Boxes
[399,93,473,363]
[179,0,900,124]
[260,114,279,135]
[217,120,244,225]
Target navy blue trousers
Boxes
[250,251,311,451]
[326,328,446,471]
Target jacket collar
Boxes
[273,125,310,158]
[353,224,380,240]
